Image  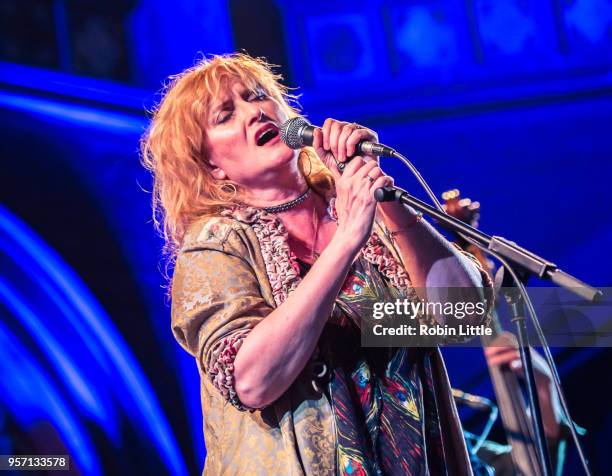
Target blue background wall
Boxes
[1,0,610,474]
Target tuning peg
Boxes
[441,189,460,201]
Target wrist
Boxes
[378,201,417,222]
[331,225,366,257]
[378,202,422,234]
[386,212,423,237]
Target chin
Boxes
[268,145,298,167]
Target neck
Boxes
[279,190,333,264]
[245,165,310,209]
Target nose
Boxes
[244,101,264,127]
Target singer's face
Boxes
[204,78,296,187]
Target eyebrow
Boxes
[208,85,264,122]
[211,98,232,115]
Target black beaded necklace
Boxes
[262,187,311,214]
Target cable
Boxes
[472,403,499,454]
[387,150,592,475]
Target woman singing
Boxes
[142,53,491,475]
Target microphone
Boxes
[280,117,396,158]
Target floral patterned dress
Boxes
[295,253,447,476]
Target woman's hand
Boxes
[317,118,379,166]
[312,119,393,250]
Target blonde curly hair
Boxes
[141,53,334,264]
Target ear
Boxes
[210,166,227,180]
[207,155,228,180]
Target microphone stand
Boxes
[374,186,601,302]
[501,282,553,476]
[374,185,602,476]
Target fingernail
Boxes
[510,360,521,369]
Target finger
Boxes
[485,345,519,359]
[322,118,334,152]
[488,357,518,368]
[313,127,335,173]
[509,359,523,372]
[487,350,521,367]
[337,123,358,163]
[313,128,340,178]
[341,155,367,178]
[365,165,385,182]
[347,127,377,158]
[369,175,393,198]
[354,160,379,181]
[313,127,324,156]
[484,344,514,357]
[328,120,343,163]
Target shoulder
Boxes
[181,209,261,255]
[172,213,262,310]
[182,215,238,251]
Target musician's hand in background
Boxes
[485,332,552,384]
[485,331,562,439]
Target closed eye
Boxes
[216,107,234,124]
[248,88,268,101]
[214,88,268,124]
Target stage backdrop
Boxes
[1,0,610,474]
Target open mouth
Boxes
[256,126,280,146]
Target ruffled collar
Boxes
[221,203,412,307]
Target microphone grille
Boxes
[280,117,310,149]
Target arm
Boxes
[377,202,491,326]
[316,118,489,324]
[172,230,360,410]
[233,232,357,408]
[377,201,484,291]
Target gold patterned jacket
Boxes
[171,206,488,476]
